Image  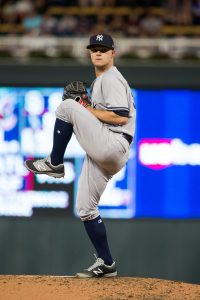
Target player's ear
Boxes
[112,50,116,57]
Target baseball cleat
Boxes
[76,256,117,278]
[24,156,65,178]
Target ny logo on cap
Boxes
[96,34,103,41]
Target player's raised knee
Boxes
[57,98,75,111]
[55,98,78,120]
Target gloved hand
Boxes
[62,81,91,108]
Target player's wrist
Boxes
[79,98,91,108]
[86,105,93,111]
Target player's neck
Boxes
[95,63,114,77]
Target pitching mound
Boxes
[0,275,199,300]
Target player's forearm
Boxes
[86,106,128,125]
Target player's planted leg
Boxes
[83,216,113,265]
[76,215,117,278]
[24,118,73,178]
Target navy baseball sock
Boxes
[50,118,73,166]
[83,216,113,266]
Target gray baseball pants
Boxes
[56,99,130,221]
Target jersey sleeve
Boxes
[101,74,129,117]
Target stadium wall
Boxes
[0,218,199,284]
[0,61,200,88]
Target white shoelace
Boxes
[34,157,50,170]
[87,256,104,271]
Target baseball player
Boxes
[24,33,136,278]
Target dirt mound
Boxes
[0,275,199,300]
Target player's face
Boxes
[89,46,115,69]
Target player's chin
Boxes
[94,61,106,68]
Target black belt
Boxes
[122,133,133,145]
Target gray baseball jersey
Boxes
[91,66,136,137]
[55,66,136,221]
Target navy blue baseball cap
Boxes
[86,34,115,50]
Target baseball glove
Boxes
[62,81,91,108]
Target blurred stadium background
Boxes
[0,0,200,284]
